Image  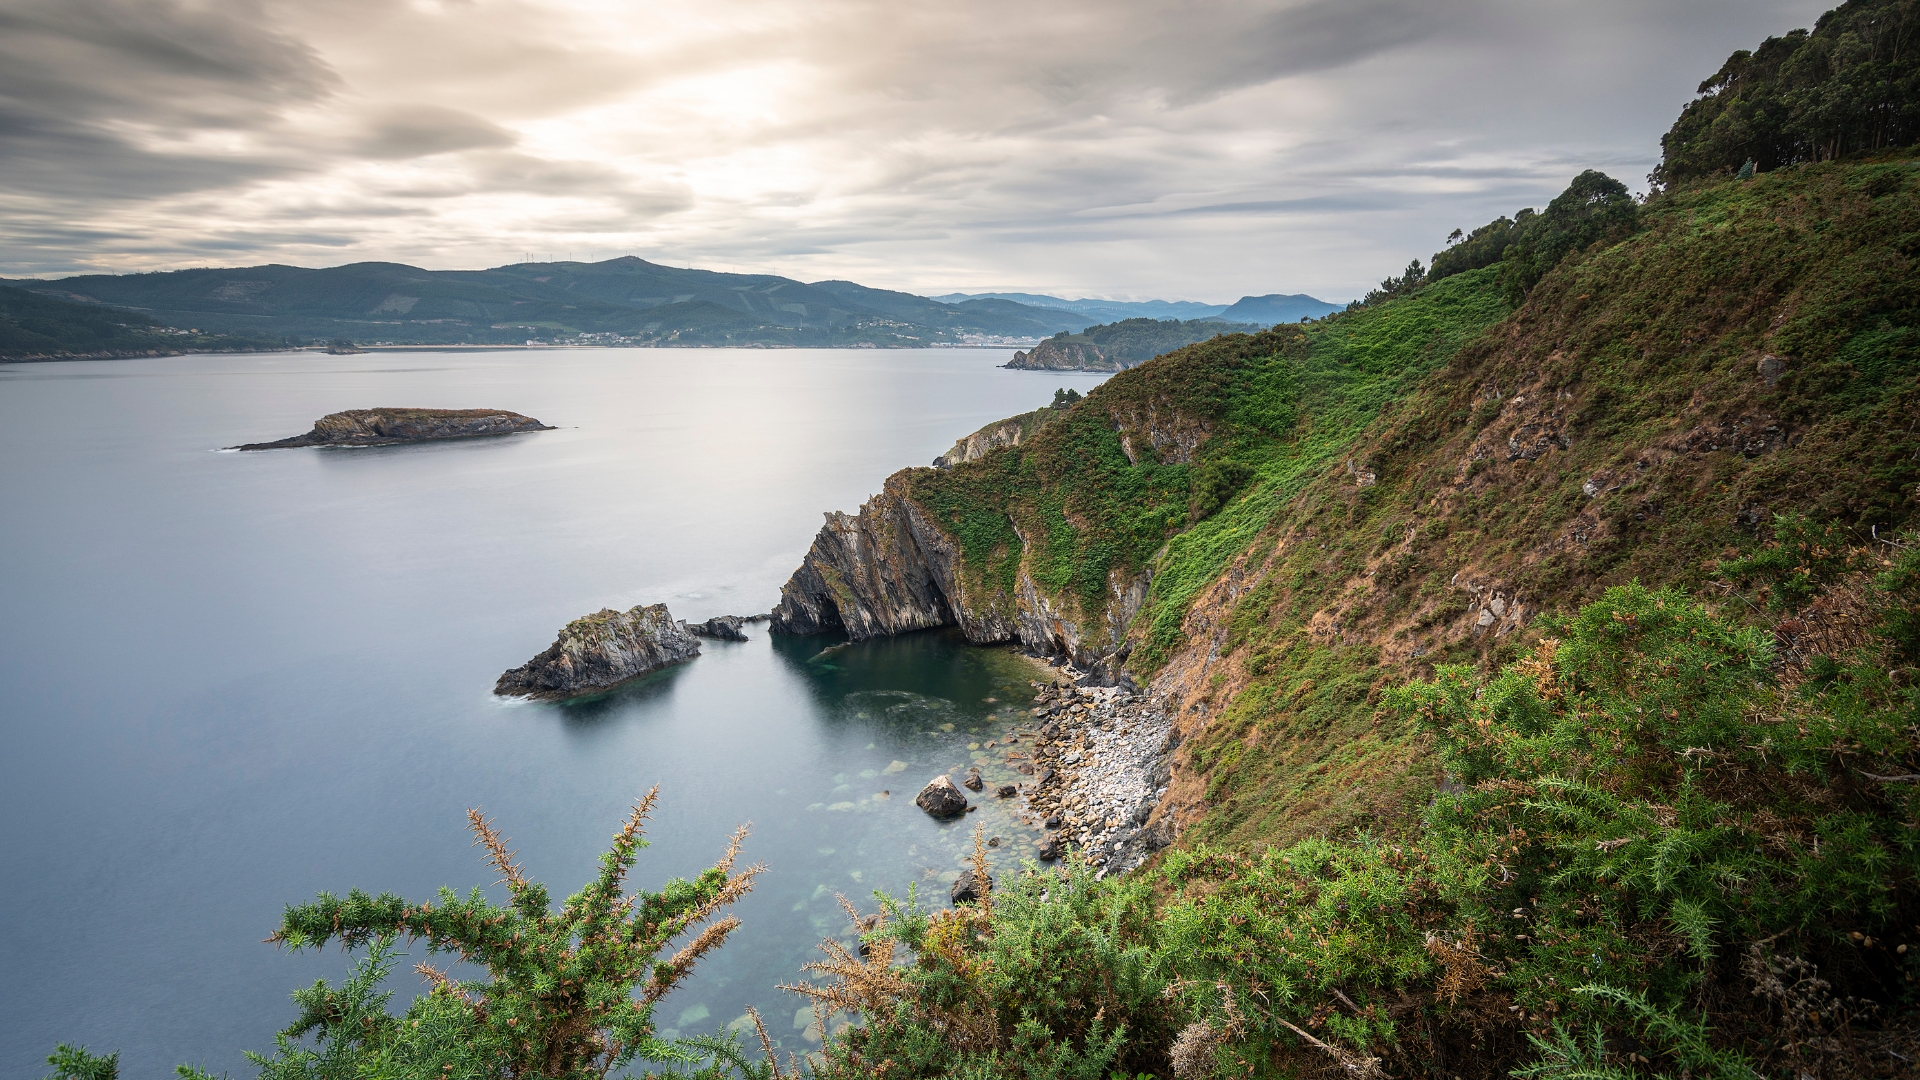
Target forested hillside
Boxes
[1005,316,1262,371]
[7,258,1092,349]
[0,285,285,361]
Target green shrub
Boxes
[256,792,760,1080]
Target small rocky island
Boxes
[495,603,701,699]
[231,407,551,450]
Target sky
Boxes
[0,0,1832,302]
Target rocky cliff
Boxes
[931,408,1055,468]
[494,603,700,699]
[233,407,551,450]
[770,388,1183,668]
[771,157,1920,862]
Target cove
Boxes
[0,348,1108,1080]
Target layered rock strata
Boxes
[932,408,1055,468]
[494,603,700,699]
[769,474,1148,668]
[233,407,551,450]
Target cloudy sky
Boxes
[0,0,1828,301]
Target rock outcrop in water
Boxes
[769,472,1150,669]
[769,473,967,640]
[232,407,551,450]
[914,775,970,819]
[494,603,700,699]
[687,615,750,641]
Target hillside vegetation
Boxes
[810,154,1920,1076]
[8,259,1092,349]
[1006,317,1264,372]
[0,285,284,361]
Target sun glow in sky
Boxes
[0,0,1830,300]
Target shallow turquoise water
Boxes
[0,348,1107,1078]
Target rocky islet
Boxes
[494,603,702,700]
[231,407,552,450]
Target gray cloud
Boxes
[0,0,1836,297]
[350,106,518,160]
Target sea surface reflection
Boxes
[0,347,1107,1079]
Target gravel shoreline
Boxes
[1012,669,1180,876]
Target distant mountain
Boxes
[0,284,287,361]
[1207,293,1341,326]
[4,258,1095,348]
[930,292,1230,322]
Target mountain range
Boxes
[0,260,1342,356]
[3,258,1100,350]
[930,291,1338,325]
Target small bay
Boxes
[0,348,1108,1079]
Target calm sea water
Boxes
[0,348,1108,1079]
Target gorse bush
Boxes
[795,838,1174,1080]
[43,1045,120,1080]
[253,791,760,1080]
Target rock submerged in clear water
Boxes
[494,603,700,700]
[914,775,969,819]
[231,407,552,450]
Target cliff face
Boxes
[495,603,700,699]
[931,408,1056,468]
[770,474,959,639]
[234,408,551,450]
[770,474,1150,665]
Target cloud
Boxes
[0,0,1836,297]
[349,106,517,160]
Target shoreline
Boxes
[1011,661,1179,877]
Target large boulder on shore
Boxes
[915,775,969,819]
[494,603,700,699]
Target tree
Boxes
[1654,0,1920,186]
[258,790,760,1080]
[1497,170,1637,300]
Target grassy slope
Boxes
[1174,157,1920,852]
[904,271,1510,652]
[906,158,1919,854]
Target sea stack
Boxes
[494,604,700,699]
[232,407,551,450]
